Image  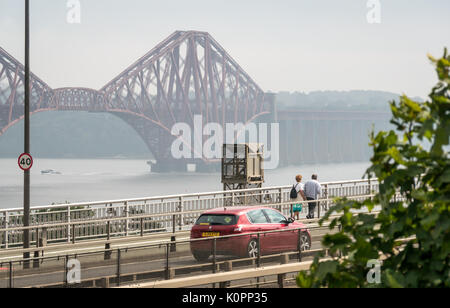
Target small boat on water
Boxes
[146,160,156,173]
[41,169,61,175]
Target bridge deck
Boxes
[0,178,380,250]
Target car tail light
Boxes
[191,229,201,238]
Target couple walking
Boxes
[290,174,321,220]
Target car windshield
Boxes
[196,214,237,226]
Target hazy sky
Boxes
[1,0,449,99]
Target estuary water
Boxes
[0,159,370,209]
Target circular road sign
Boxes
[18,153,33,171]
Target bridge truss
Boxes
[0,31,272,171]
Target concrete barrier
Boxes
[119,259,328,288]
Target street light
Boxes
[23,0,31,269]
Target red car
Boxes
[190,206,312,261]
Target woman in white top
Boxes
[291,174,306,220]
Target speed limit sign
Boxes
[18,153,33,171]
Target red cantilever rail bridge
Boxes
[0,30,389,170]
[0,31,273,171]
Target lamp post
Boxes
[23,0,31,269]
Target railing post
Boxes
[278,253,289,288]
[124,201,129,237]
[172,215,176,234]
[165,243,170,280]
[107,220,111,240]
[170,236,176,252]
[33,227,40,269]
[9,261,13,288]
[257,233,261,268]
[107,204,114,239]
[72,224,76,244]
[179,197,184,231]
[67,206,71,243]
[324,184,329,212]
[116,249,121,286]
[256,232,261,288]
[317,199,320,219]
[298,229,302,262]
[104,242,111,260]
[41,227,47,248]
[213,238,217,274]
[280,253,289,265]
[4,212,9,249]
[212,237,217,288]
[64,255,69,287]
[219,261,232,288]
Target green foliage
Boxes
[35,201,94,223]
[297,49,450,288]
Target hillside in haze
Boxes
[0,111,151,159]
[0,90,406,159]
[275,90,420,111]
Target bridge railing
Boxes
[0,178,379,249]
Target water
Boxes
[0,159,370,209]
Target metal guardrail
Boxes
[0,207,384,260]
[0,178,380,249]
[0,224,331,288]
[0,222,412,288]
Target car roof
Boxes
[202,206,273,216]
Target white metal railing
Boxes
[0,178,380,248]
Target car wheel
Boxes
[299,233,311,251]
[247,239,259,258]
[192,251,210,262]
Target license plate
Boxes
[202,232,220,237]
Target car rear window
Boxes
[195,214,237,226]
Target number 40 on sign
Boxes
[18,153,33,171]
